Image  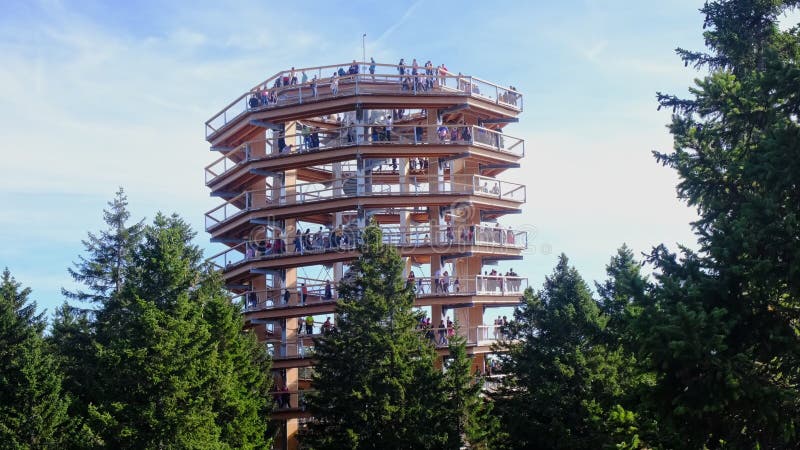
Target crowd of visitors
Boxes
[244,59,518,111]
[417,316,455,346]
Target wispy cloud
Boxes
[375,0,424,45]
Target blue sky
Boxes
[1,1,795,317]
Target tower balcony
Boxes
[208,225,528,283]
[266,325,509,368]
[239,275,529,322]
[205,124,525,192]
[204,174,526,238]
[205,62,523,142]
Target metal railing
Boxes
[204,174,526,231]
[270,390,311,411]
[207,224,528,271]
[410,276,528,297]
[266,325,504,360]
[205,61,523,138]
[204,124,524,186]
[240,275,527,312]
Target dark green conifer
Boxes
[302,224,446,449]
[0,268,72,449]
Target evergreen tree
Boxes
[89,213,273,448]
[595,245,648,344]
[90,214,219,448]
[494,255,637,449]
[595,247,659,448]
[63,187,144,304]
[643,0,800,446]
[441,331,497,449]
[200,273,274,449]
[48,302,102,447]
[0,268,72,449]
[302,224,447,449]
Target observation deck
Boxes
[204,61,526,449]
[205,62,522,143]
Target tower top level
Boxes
[205,60,523,142]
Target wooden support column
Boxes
[284,120,300,450]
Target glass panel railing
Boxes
[267,342,316,360]
[205,61,523,138]
[270,390,312,411]
[205,125,525,185]
[239,274,526,312]
[473,225,528,249]
[417,325,505,347]
[208,223,529,271]
[204,193,247,231]
[241,281,338,312]
[265,325,506,354]
[205,175,525,231]
[475,276,528,295]
[410,276,527,297]
[205,138,275,184]
[472,175,527,203]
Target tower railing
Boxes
[239,276,529,312]
[205,62,523,139]
[207,225,528,271]
[265,324,507,361]
[204,174,526,231]
[204,124,525,185]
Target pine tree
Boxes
[595,247,657,448]
[441,331,497,449]
[302,224,447,449]
[90,213,273,448]
[644,0,800,446]
[200,273,274,449]
[494,255,636,449]
[595,245,648,344]
[90,214,219,448]
[63,187,143,304]
[0,268,72,449]
[48,302,102,447]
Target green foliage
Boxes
[200,273,274,449]
[595,245,648,345]
[302,224,447,449]
[63,187,144,304]
[0,268,73,449]
[84,212,273,449]
[48,302,102,447]
[494,254,644,450]
[50,194,273,449]
[646,1,800,447]
[442,331,497,449]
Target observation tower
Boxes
[204,61,526,449]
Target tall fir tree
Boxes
[441,331,497,450]
[200,273,274,449]
[302,224,447,449]
[90,214,219,448]
[595,246,659,448]
[0,268,73,449]
[494,254,638,450]
[594,245,648,344]
[643,0,800,446]
[87,213,273,448]
[48,302,102,448]
[63,187,144,304]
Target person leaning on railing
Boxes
[369,58,376,81]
